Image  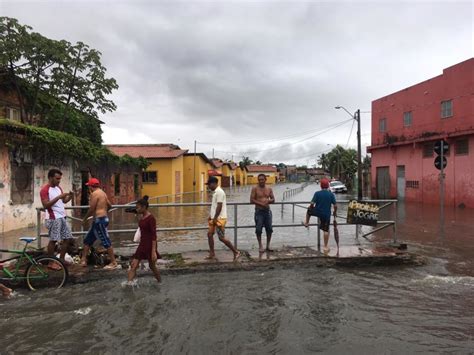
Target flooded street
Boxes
[1,183,473,353]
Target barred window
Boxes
[403,111,412,127]
[422,142,434,158]
[406,180,420,189]
[441,100,453,119]
[143,171,158,183]
[455,138,469,155]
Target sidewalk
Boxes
[67,244,425,284]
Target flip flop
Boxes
[47,263,62,271]
[204,255,217,260]
[103,263,120,270]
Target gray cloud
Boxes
[2,0,472,164]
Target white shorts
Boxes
[45,217,73,242]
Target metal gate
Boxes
[376,166,391,199]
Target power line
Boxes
[211,119,352,155]
[197,118,352,146]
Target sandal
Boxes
[103,263,120,270]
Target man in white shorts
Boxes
[40,168,74,266]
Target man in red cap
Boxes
[304,178,338,254]
[80,177,119,269]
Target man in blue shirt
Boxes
[304,178,338,253]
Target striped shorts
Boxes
[84,216,112,249]
[45,217,73,242]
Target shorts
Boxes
[208,218,227,237]
[45,217,73,242]
[254,209,273,236]
[318,217,330,232]
[307,208,330,232]
[83,216,112,249]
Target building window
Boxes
[114,174,120,195]
[379,118,387,132]
[422,142,434,158]
[403,111,412,127]
[10,163,34,204]
[143,171,158,183]
[7,107,20,121]
[406,180,420,189]
[133,174,140,195]
[455,138,469,155]
[441,100,453,119]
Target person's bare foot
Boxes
[258,247,265,253]
[103,263,120,270]
[233,251,241,262]
[204,254,216,260]
[79,260,88,267]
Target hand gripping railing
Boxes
[36,199,398,252]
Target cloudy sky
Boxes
[2,0,473,165]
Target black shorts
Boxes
[307,208,330,232]
[255,209,273,236]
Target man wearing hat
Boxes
[205,176,240,261]
[80,177,119,269]
[304,178,338,254]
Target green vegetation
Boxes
[318,145,359,186]
[0,119,148,169]
[0,16,118,144]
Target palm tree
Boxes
[239,156,253,169]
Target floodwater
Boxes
[1,183,473,353]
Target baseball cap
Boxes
[85,178,100,187]
[205,176,219,185]
[320,178,329,189]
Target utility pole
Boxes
[356,109,363,200]
[193,140,197,201]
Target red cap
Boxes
[85,178,100,187]
[320,178,329,189]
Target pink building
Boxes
[367,58,474,208]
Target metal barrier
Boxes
[282,182,310,201]
[148,185,252,204]
[36,199,398,251]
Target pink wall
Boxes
[371,58,473,146]
[369,59,474,208]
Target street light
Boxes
[335,105,363,200]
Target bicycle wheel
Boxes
[25,256,68,291]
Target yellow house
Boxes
[183,153,212,193]
[221,162,238,187]
[107,144,188,199]
[235,166,247,186]
[246,165,278,184]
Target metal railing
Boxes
[147,185,252,204]
[282,182,310,201]
[35,199,398,251]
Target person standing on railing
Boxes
[40,168,74,268]
[250,174,275,253]
[303,178,338,254]
[205,176,241,261]
[80,178,119,270]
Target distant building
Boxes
[183,153,212,194]
[367,58,474,208]
[107,144,188,199]
[245,165,278,184]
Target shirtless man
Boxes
[80,178,118,269]
[250,174,275,252]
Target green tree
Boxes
[239,156,253,169]
[0,17,118,142]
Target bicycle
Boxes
[0,237,68,291]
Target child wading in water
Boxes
[127,198,161,283]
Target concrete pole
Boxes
[356,109,363,201]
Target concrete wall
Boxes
[371,136,474,208]
[0,146,75,233]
